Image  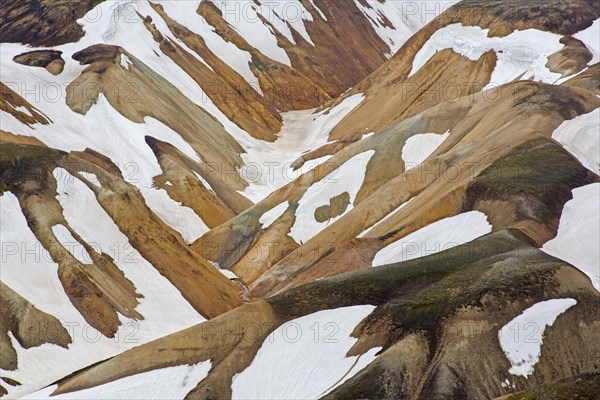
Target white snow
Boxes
[372,211,492,266]
[208,260,239,280]
[219,269,239,280]
[307,0,327,20]
[410,24,564,88]
[401,131,450,171]
[120,53,132,69]
[0,186,203,397]
[231,305,380,399]
[551,108,599,173]
[289,150,376,244]
[144,187,210,244]
[259,201,289,229]
[498,298,578,377]
[1,192,77,321]
[574,18,600,65]
[22,361,212,400]
[14,104,34,118]
[542,183,600,292]
[51,224,92,264]
[501,378,516,389]
[238,93,365,203]
[361,131,375,140]
[354,0,429,56]
[193,171,215,193]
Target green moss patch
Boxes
[466,138,597,223]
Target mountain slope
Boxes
[1,0,599,399]
[0,1,430,397]
[32,230,600,399]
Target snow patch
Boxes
[542,183,600,292]
[14,105,34,117]
[253,0,316,46]
[208,261,238,280]
[193,171,215,193]
[410,24,563,88]
[22,361,212,400]
[231,305,380,399]
[259,201,289,229]
[361,131,375,139]
[307,0,327,20]
[501,378,516,389]
[289,150,376,244]
[120,53,132,69]
[219,269,239,280]
[402,131,450,171]
[574,18,600,65]
[551,108,599,173]
[372,211,492,266]
[498,298,577,377]
[238,94,365,203]
[143,187,210,244]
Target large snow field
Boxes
[289,150,375,244]
[238,94,365,203]
[551,108,599,174]
[542,183,600,292]
[372,211,492,266]
[231,305,380,399]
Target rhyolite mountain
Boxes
[0,0,598,399]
